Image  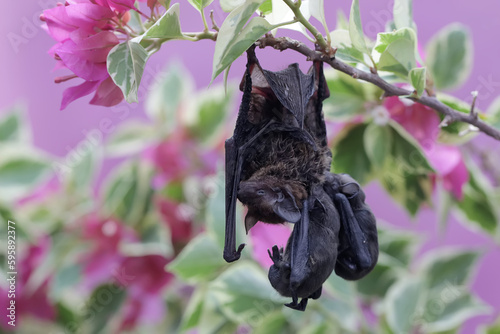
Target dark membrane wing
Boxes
[263,64,316,128]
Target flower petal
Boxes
[61,80,100,110]
[90,77,124,107]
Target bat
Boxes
[324,173,379,280]
[267,184,339,311]
[223,46,378,310]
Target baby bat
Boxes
[223,46,378,310]
[267,184,339,311]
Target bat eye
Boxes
[257,190,266,196]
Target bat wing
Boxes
[324,173,378,280]
[263,64,316,128]
[304,61,331,149]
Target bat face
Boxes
[224,46,378,310]
[237,176,304,231]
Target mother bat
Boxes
[224,46,378,310]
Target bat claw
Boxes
[285,298,308,311]
[268,245,282,264]
[223,244,246,263]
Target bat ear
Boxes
[272,189,301,223]
[244,213,259,234]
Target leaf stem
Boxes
[201,8,209,32]
[282,0,330,53]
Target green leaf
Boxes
[374,28,417,77]
[323,70,377,121]
[220,0,245,12]
[456,173,498,235]
[107,37,151,103]
[409,67,426,97]
[356,253,403,297]
[180,286,206,330]
[363,123,393,169]
[62,142,101,193]
[309,0,327,32]
[105,121,156,157]
[145,61,194,129]
[330,29,367,65]
[374,28,417,54]
[389,121,434,174]
[486,95,500,130]
[209,262,287,324]
[481,316,500,334]
[258,0,272,15]
[331,123,373,184]
[85,284,126,334]
[426,24,473,90]
[336,10,349,30]
[212,0,269,80]
[187,0,214,11]
[56,302,81,333]
[142,3,183,39]
[436,93,476,144]
[378,227,419,265]
[379,122,436,215]
[319,297,360,332]
[253,311,288,334]
[102,160,154,226]
[0,145,50,202]
[378,38,416,77]
[52,263,82,298]
[197,294,238,334]
[168,234,226,282]
[385,276,424,334]
[182,84,234,143]
[420,249,479,291]
[349,0,369,54]
[0,105,29,143]
[423,292,490,333]
[393,0,413,30]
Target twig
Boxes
[255,35,500,141]
[210,10,219,32]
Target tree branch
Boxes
[256,35,500,141]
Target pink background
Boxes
[1,0,499,332]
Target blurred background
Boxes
[1,0,500,333]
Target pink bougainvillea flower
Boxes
[384,96,441,150]
[153,138,192,182]
[117,255,173,331]
[80,215,138,290]
[426,145,469,200]
[156,197,193,251]
[249,223,291,268]
[1,236,56,331]
[41,1,131,109]
[384,96,469,199]
[152,132,221,185]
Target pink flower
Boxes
[385,96,441,150]
[152,133,221,184]
[249,223,291,268]
[1,236,56,331]
[384,96,469,199]
[426,145,469,200]
[157,198,193,252]
[93,0,138,13]
[41,1,129,109]
[79,215,137,290]
[117,255,173,331]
